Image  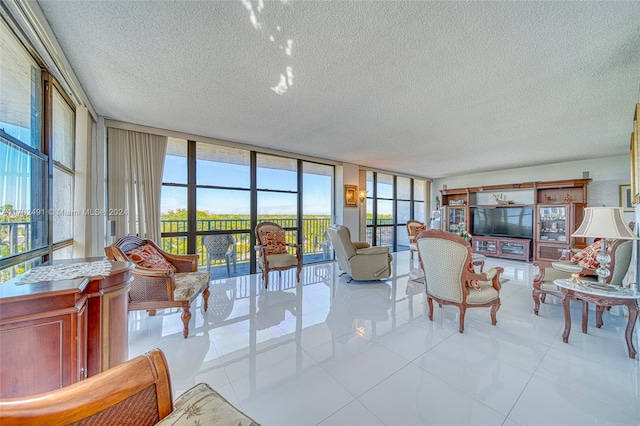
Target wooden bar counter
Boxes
[0,259,133,398]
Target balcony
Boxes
[161,217,334,279]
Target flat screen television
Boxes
[472,207,534,239]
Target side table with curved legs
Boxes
[554,279,640,359]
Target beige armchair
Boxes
[255,222,302,288]
[326,225,392,281]
[105,236,210,339]
[406,220,426,260]
[416,229,504,333]
[532,238,633,315]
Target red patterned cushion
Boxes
[260,230,288,256]
[409,225,427,237]
[126,244,177,273]
[570,241,601,269]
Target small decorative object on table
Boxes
[567,273,585,284]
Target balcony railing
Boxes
[160,217,334,271]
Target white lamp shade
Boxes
[571,207,637,239]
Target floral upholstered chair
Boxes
[254,222,302,288]
[406,219,427,260]
[105,236,210,338]
[417,229,504,333]
[532,238,632,315]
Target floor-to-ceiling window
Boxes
[365,171,428,252]
[0,17,76,282]
[160,141,334,278]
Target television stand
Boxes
[471,236,532,262]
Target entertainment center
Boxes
[440,178,591,262]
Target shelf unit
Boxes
[472,236,532,262]
[440,178,591,262]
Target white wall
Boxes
[433,155,633,223]
[337,163,361,239]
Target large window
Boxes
[160,141,334,278]
[366,171,428,252]
[0,17,76,281]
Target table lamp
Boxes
[571,207,638,286]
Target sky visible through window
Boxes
[162,155,332,215]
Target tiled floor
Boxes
[129,251,640,426]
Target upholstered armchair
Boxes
[254,222,302,288]
[326,225,393,281]
[203,234,237,277]
[0,349,259,426]
[416,229,504,333]
[105,236,210,338]
[532,238,633,315]
[406,219,426,260]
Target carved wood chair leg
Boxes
[297,265,302,282]
[490,300,500,326]
[532,291,541,315]
[181,307,191,339]
[202,286,210,312]
[427,297,434,321]
[459,306,466,333]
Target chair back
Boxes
[406,220,426,240]
[255,222,289,256]
[609,239,633,286]
[105,235,147,262]
[417,229,470,303]
[0,349,173,426]
[326,225,357,272]
[203,234,234,258]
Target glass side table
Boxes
[554,279,640,359]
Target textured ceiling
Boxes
[37,1,640,179]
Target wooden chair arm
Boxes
[132,266,173,279]
[0,349,173,426]
[144,239,198,272]
[469,266,504,291]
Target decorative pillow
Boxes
[409,225,427,237]
[570,241,601,269]
[126,243,177,273]
[259,230,288,256]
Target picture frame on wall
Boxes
[344,185,358,207]
[619,184,633,211]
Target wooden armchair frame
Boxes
[532,239,628,315]
[406,219,426,260]
[417,229,504,333]
[255,222,302,288]
[0,349,173,425]
[105,235,210,338]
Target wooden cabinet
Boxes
[441,188,471,232]
[535,203,586,261]
[472,236,532,262]
[441,178,590,262]
[0,260,133,398]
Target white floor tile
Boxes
[318,400,385,426]
[359,363,506,425]
[509,374,640,425]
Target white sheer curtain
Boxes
[107,128,167,242]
